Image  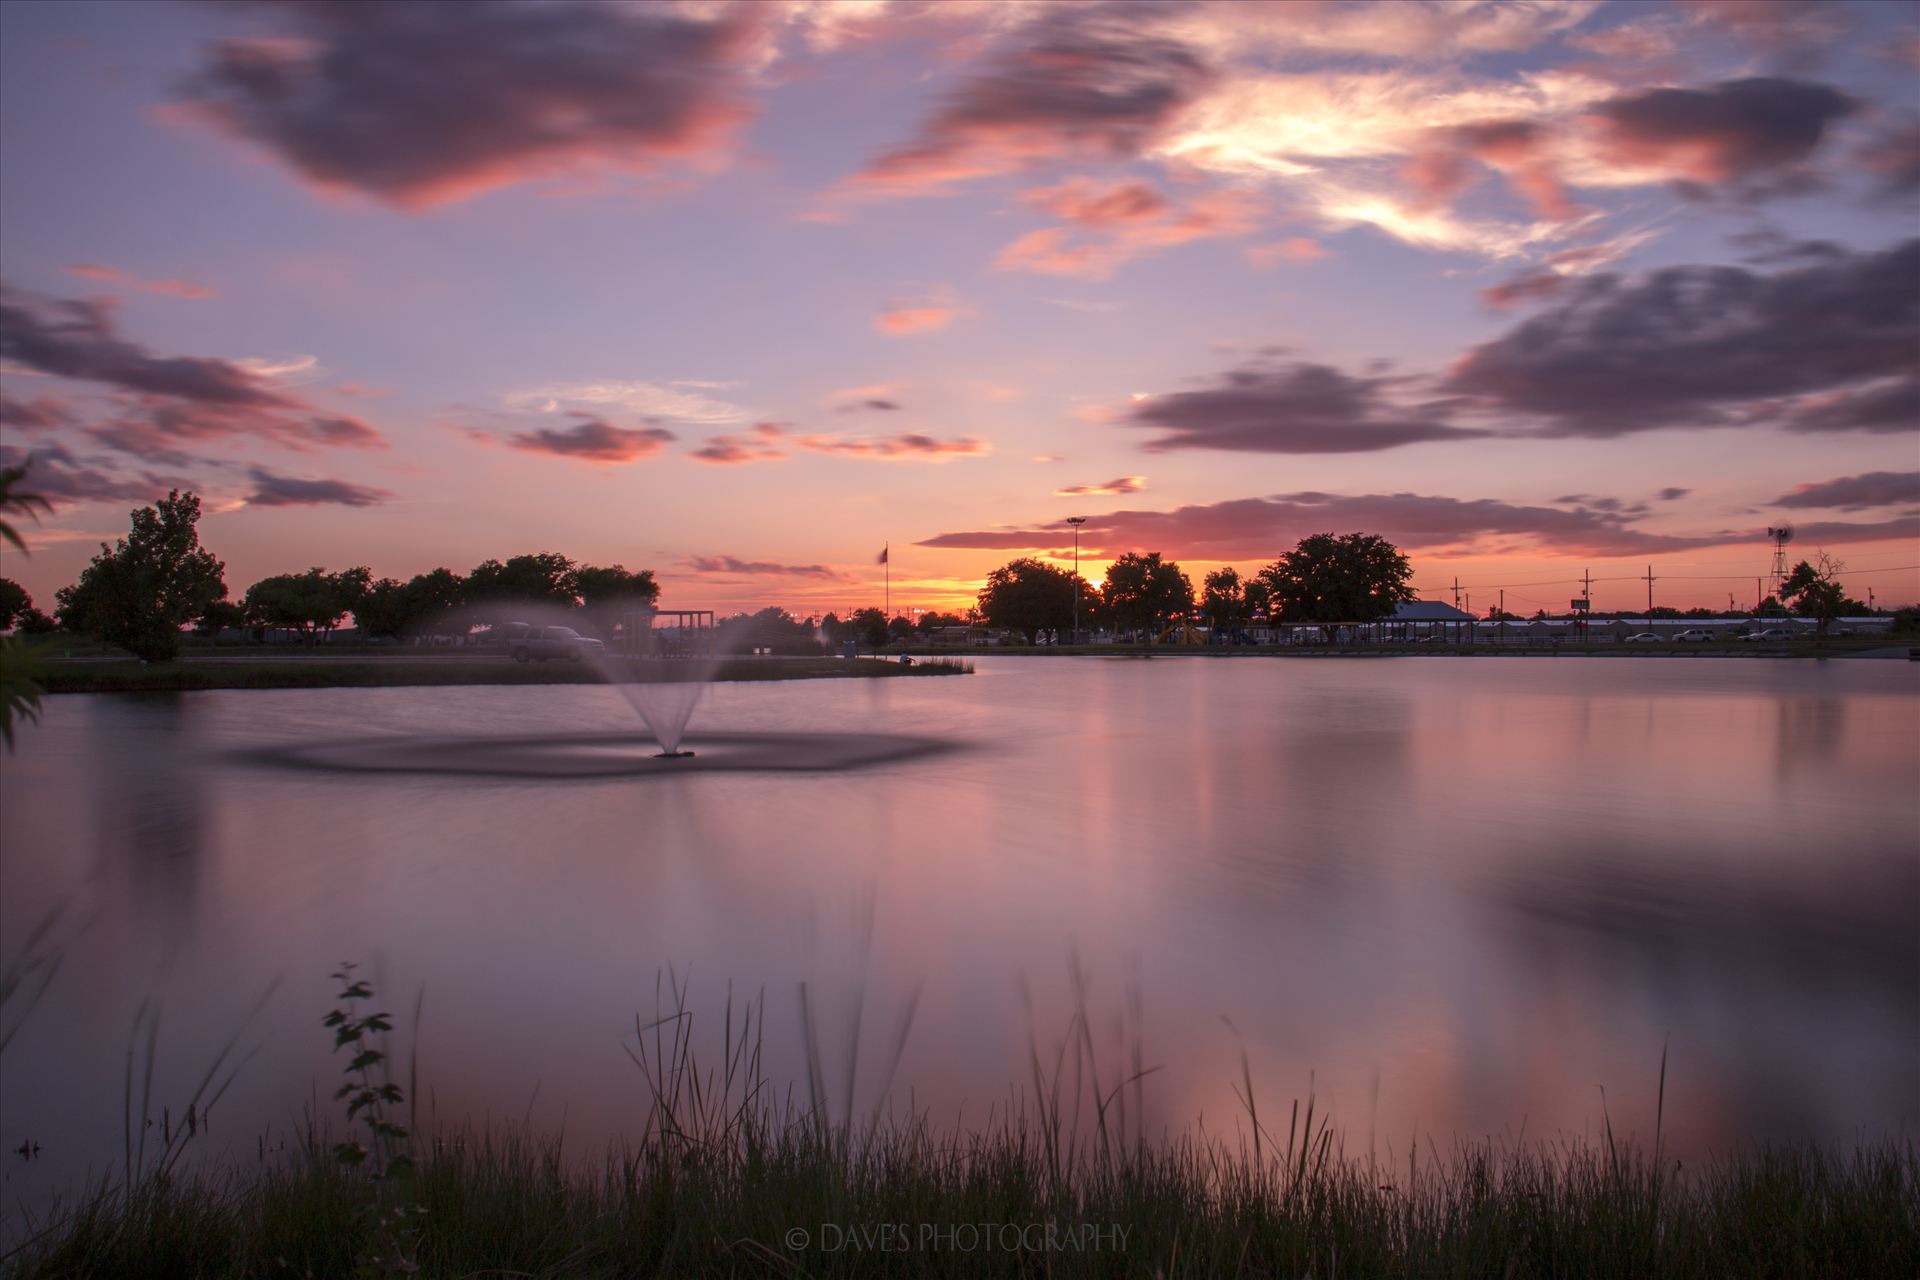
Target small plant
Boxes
[324,963,424,1275]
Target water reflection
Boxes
[0,658,1914,1201]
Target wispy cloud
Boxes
[795,433,988,460]
[1056,476,1145,497]
[874,289,961,335]
[683,555,851,581]
[65,262,215,299]
[504,379,751,424]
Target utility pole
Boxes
[1453,576,1460,610]
[1067,516,1087,643]
[1644,564,1655,622]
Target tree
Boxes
[976,558,1087,642]
[465,552,579,624]
[1243,576,1272,620]
[1201,567,1243,629]
[850,607,889,650]
[241,567,368,642]
[194,599,248,637]
[1781,554,1857,636]
[576,564,659,640]
[1257,532,1415,623]
[354,577,411,639]
[888,614,915,641]
[1102,552,1193,640]
[0,578,32,631]
[55,491,227,662]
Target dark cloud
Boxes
[0,394,72,430]
[0,284,386,452]
[1447,239,1920,436]
[918,491,1730,559]
[683,556,849,581]
[1778,376,1919,434]
[837,398,903,413]
[1786,515,1920,543]
[507,415,676,463]
[1125,361,1489,454]
[688,422,787,464]
[1774,471,1920,512]
[245,467,392,508]
[1658,487,1692,501]
[856,11,1210,193]
[0,442,178,508]
[1589,77,1855,188]
[175,0,759,207]
[1,288,290,408]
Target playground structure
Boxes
[616,607,717,657]
[1156,619,1208,646]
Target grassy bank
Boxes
[34,655,969,694]
[13,1127,1913,1279]
[6,972,1913,1279]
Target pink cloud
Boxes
[997,182,1261,280]
[873,292,960,336]
[691,422,788,464]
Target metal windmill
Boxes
[1765,524,1794,601]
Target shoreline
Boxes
[32,654,969,694]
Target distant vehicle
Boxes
[1676,628,1716,642]
[510,625,604,663]
[1624,632,1661,643]
[1743,628,1793,641]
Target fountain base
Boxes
[253,731,952,779]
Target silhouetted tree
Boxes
[354,578,411,639]
[241,566,369,643]
[1102,552,1193,640]
[976,557,1087,642]
[1781,554,1859,635]
[55,491,227,662]
[850,607,888,650]
[465,553,579,623]
[717,607,824,655]
[1243,576,1272,620]
[194,599,247,637]
[1257,532,1414,623]
[1201,567,1243,629]
[576,564,659,640]
[0,578,33,631]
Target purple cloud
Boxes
[1774,471,1920,511]
[1126,361,1488,454]
[245,467,393,508]
[507,416,676,463]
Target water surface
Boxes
[3,657,1915,1200]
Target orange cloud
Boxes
[997,182,1261,280]
[873,292,960,336]
[1056,476,1146,497]
[794,433,988,460]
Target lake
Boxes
[2,656,1916,1202]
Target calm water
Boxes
[3,657,1916,1200]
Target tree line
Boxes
[971,533,1420,642]
[0,483,1905,665]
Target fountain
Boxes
[252,599,954,779]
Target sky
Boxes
[1,0,1916,618]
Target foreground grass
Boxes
[35,655,969,694]
[10,1126,1913,1278]
[5,974,1912,1279]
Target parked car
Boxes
[1624,632,1661,643]
[510,625,604,663]
[1675,628,1716,642]
[1743,628,1793,641]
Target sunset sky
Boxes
[2,0,1916,617]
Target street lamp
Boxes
[1066,516,1088,644]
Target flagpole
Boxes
[884,541,890,621]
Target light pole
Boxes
[1067,516,1087,644]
